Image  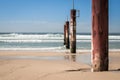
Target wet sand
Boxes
[0,51,120,80]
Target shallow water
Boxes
[0,33,120,51]
[0,53,91,65]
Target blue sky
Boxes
[0,0,120,33]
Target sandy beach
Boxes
[0,51,120,80]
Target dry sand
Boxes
[0,51,120,80]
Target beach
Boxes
[0,51,120,80]
[0,0,120,79]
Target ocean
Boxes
[0,32,120,52]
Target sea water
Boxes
[0,32,120,52]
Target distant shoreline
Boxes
[0,32,120,35]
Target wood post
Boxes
[65,21,70,49]
[64,24,66,45]
[70,9,76,53]
[92,0,109,71]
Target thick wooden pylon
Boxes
[92,0,109,72]
[65,21,70,49]
[64,24,66,45]
[70,9,76,53]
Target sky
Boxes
[0,0,120,33]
